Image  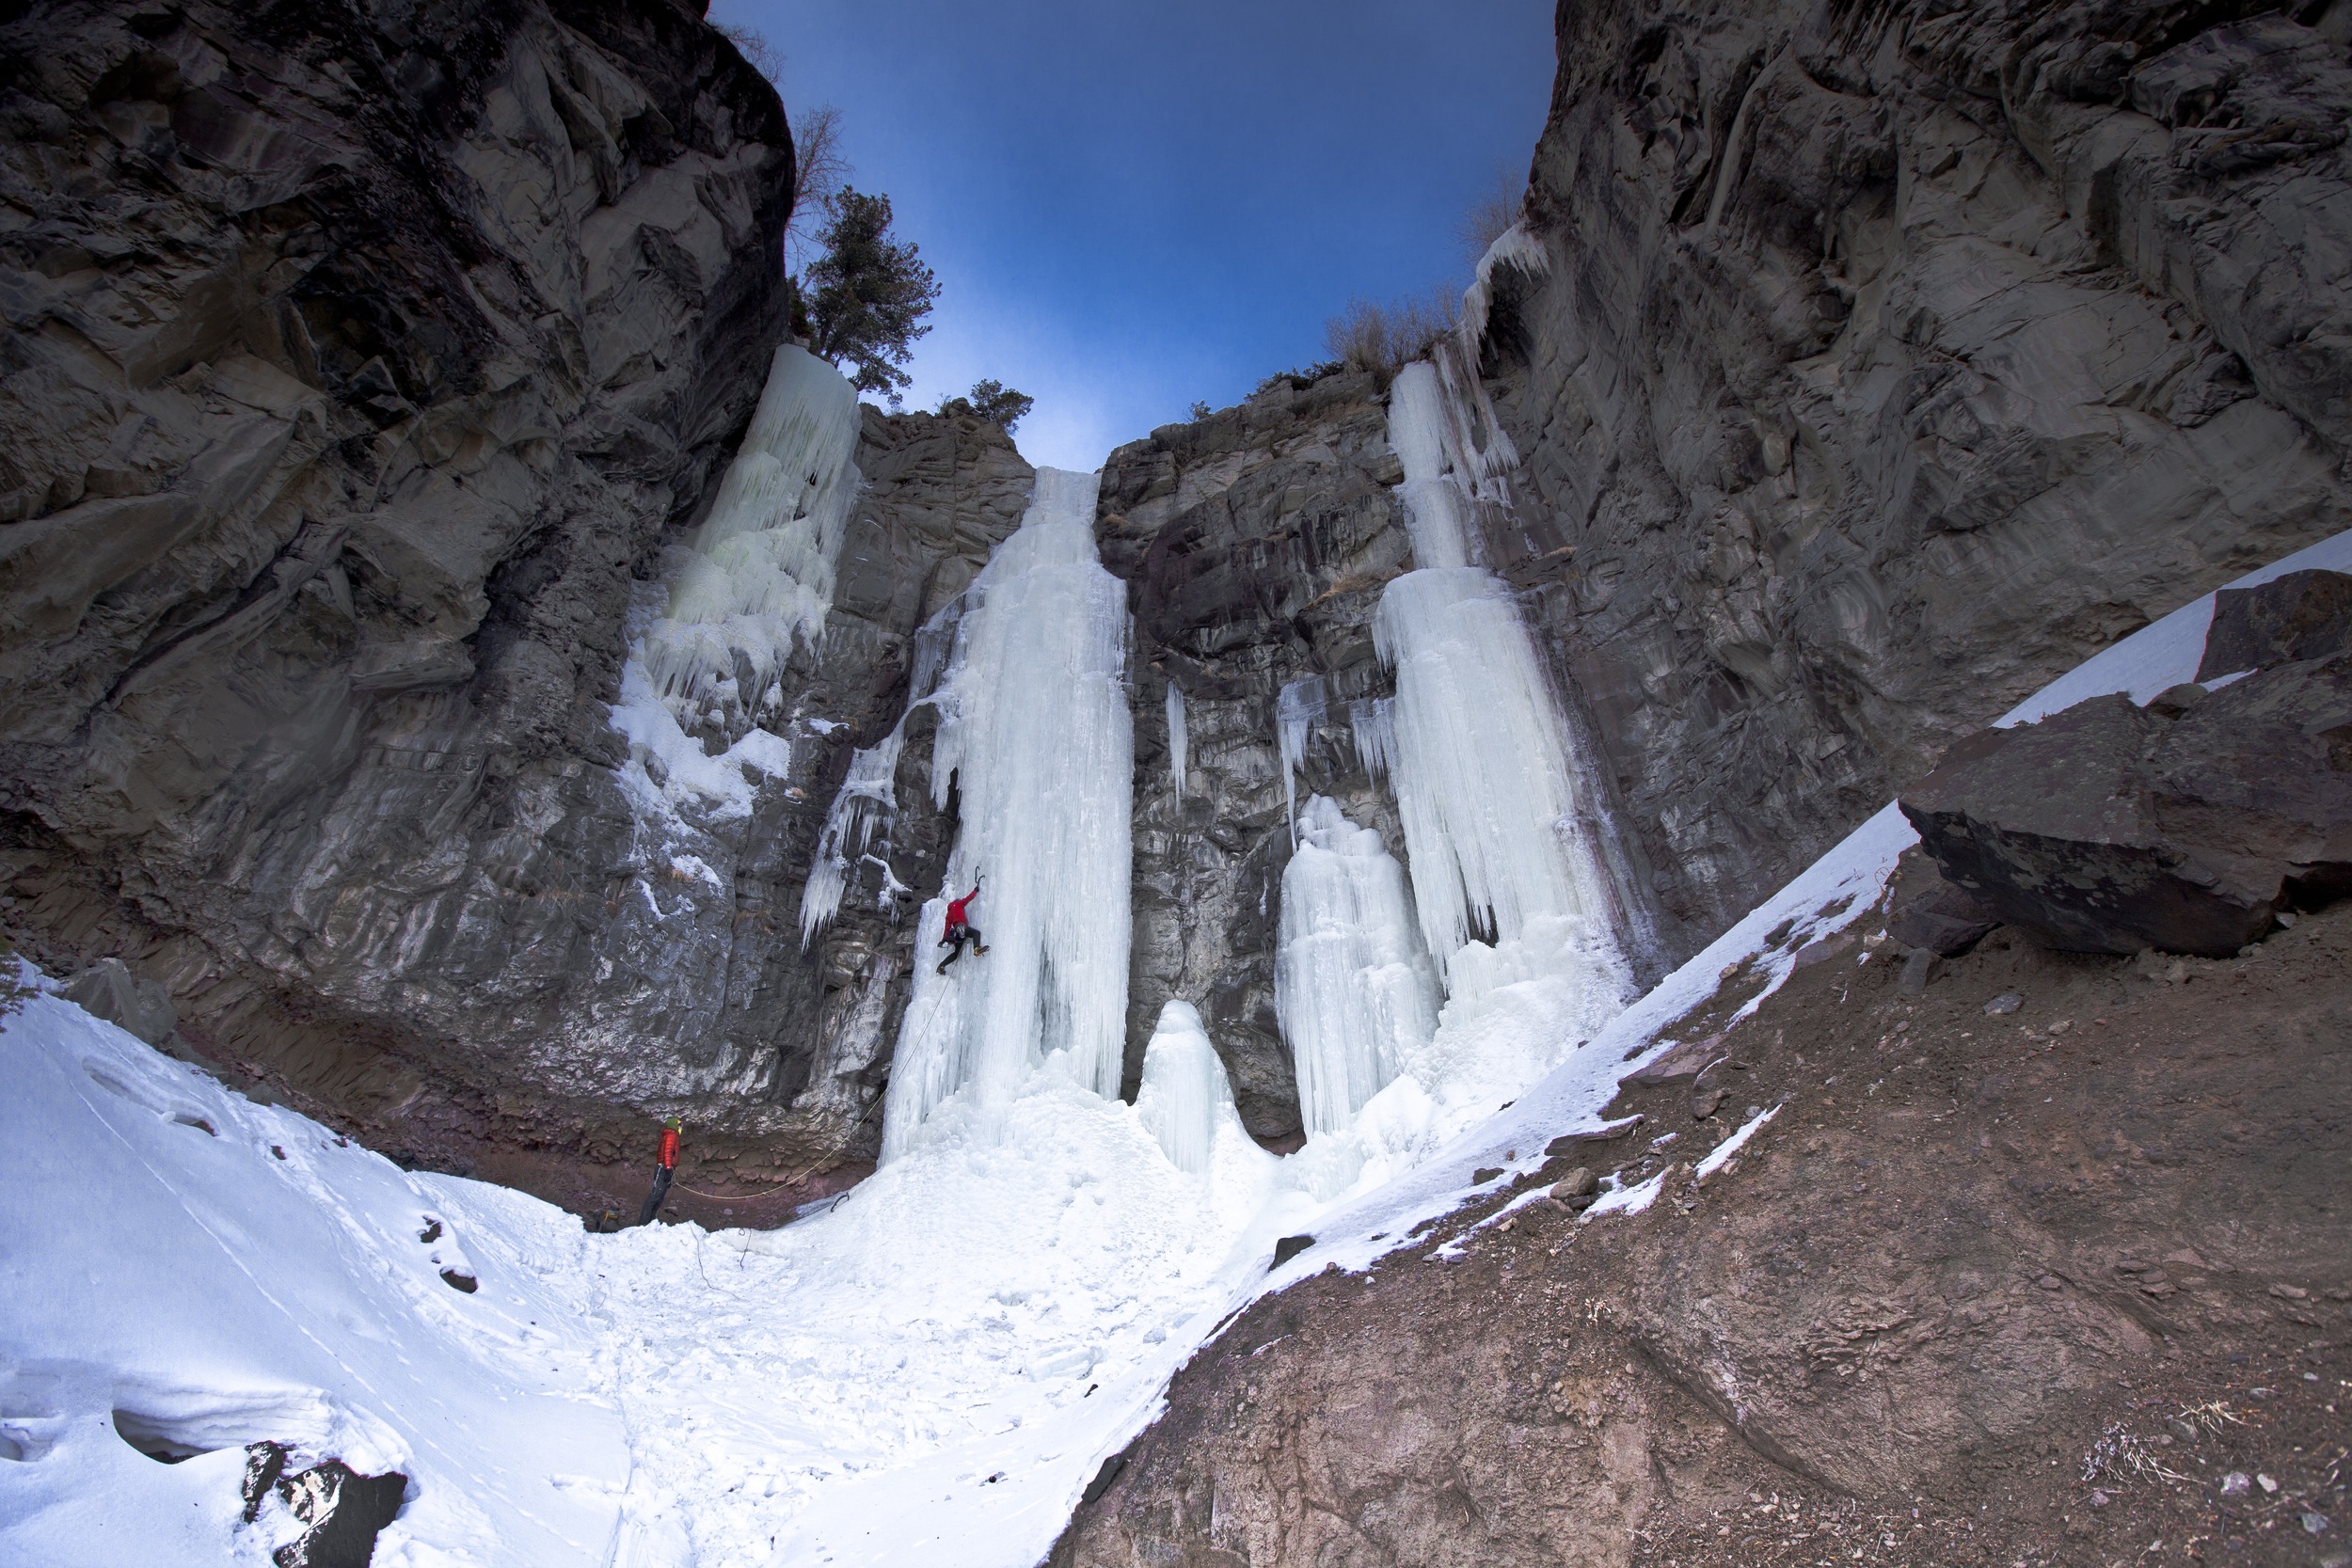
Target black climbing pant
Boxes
[637,1164,674,1227]
[937,923,984,973]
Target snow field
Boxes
[0,985,628,1568]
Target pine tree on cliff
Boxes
[805,189,939,399]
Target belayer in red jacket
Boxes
[936,878,989,974]
[636,1116,682,1227]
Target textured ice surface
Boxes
[639,344,862,736]
[608,348,862,829]
[882,469,1136,1155]
[1135,1002,1271,1192]
[1165,681,1188,799]
[1375,348,1635,1036]
[1276,798,1440,1136]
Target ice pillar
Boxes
[880,469,1135,1157]
[1274,797,1440,1135]
[1373,352,1632,1024]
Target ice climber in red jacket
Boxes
[936,879,988,974]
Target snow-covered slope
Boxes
[5,529,2344,1568]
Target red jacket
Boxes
[945,885,979,930]
[657,1126,679,1169]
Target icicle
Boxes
[1165,680,1188,799]
[880,467,1135,1156]
[1133,1000,1239,1177]
[1275,677,1326,843]
[1274,797,1440,1136]
[636,345,862,748]
[1458,221,1550,361]
[1348,697,1397,784]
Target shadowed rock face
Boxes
[1473,0,2352,950]
[0,0,1034,1212]
[2198,568,2352,679]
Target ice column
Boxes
[879,469,1135,1157]
[1374,353,1631,1022]
[1275,797,1441,1135]
[1165,681,1188,798]
[1134,1001,1240,1177]
[636,344,862,744]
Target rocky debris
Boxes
[1270,1235,1314,1269]
[1692,1085,1726,1119]
[59,958,175,1046]
[1544,1117,1641,1156]
[1627,1035,1726,1084]
[1053,869,2352,1568]
[240,1442,406,1568]
[1549,1165,1597,1207]
[2197,569,2352,680]
[1902,652,2352,957]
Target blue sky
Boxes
[707,0,1558,470]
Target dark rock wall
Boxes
[1478,0,2352,945]
[1099,372,1419,1142]
[0,0,1033,1210]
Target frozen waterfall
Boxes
[1373,356,1632,1021]
[880,469,1136,1160]
[1275,797,1440,1135]
[638,344,861,744]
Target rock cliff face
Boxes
[0,0,1038,1213]
[3,0,2346,1243]
[1098,373,1416,1141]
[1484,0,2352,942]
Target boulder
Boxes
[1899,657,2352,957]
[1883,847,2000,957]
[2153,654,2352,910]
[2197,570,2352,680]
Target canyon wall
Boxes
[1065,0,2352,1560]
[8,0,2351,1212]
[0,0,1037,1212]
